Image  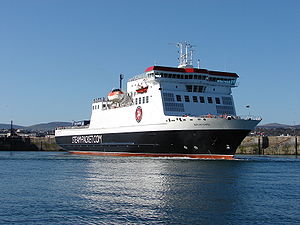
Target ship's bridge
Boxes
[144,66,238,85]
[128,65,238,86]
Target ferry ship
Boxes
[55,42,261,159]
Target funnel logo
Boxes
[135,106,143,123]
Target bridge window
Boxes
[186,85,206,93]
[176,95,182,102]
[208,97,213,104]
[200,96,205,103]
[186,85,192,92]
[215,97,221,104]
[184,95,190,102]
[193,96,198,103]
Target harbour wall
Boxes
[30,136,62,151]
[1,136,299,155]
[0,136,62,151]
[236,136,299,155]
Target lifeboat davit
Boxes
[108,89,125,102]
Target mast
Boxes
[10,120,15,136]
[119,74,124,90]
[176,41,195,68]
[10,120,13,136]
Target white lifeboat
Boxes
[107,89,125,102]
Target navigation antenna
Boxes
[176,42,195,68]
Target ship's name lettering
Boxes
[193,123,210,126]
[72,135,102,144]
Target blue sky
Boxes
[0,0,299,126]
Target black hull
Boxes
[55,129,250,156]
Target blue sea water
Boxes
[0,152,299,225]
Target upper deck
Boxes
[145,66,238,78]
[129,65,238,86]
[93,42,240,117]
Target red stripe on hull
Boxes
[68,151,234,160]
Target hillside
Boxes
[0,122,72,131]
[0,124,25,129]
[26,122,72,131]
[258,123,299,129]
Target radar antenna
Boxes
[176,42,195,68]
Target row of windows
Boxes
[93,96,150,110]
[135,96,149,105]
[222,96,233,105]
[163,92,233,106]
[164,102,185,112]
[176,95,221,104]
[216,105,235,115]
[92,103,115,110]
[156,72,236,85]
[186,85,206,93]
[162,93,174,102]
[163,99,235,114]
[159,72,208,80]
[163,102,235,114]
[92,105,100,110]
